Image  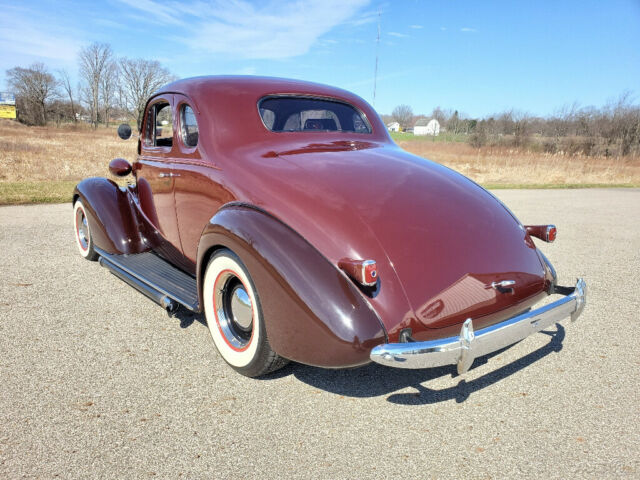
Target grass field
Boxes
[390,131,468,143]
[394,139,640,187]
[0,119,638,204]
[0,120,135,205]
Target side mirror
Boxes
[117,123,133,140]
[109,158,132,177]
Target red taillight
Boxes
[525,225,557,243]
[546,225,557,242]
[338,258,378,287]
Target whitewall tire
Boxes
[73,200,98,261]
[203,249,288,377]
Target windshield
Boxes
[259,97,371,134]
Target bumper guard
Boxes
[370,278,586,374]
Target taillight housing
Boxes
[546,225,557,242]
[338,258,378,287]
[525,224,557,243]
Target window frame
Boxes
[143,99,174,150]
[257,95,373,134]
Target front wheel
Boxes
[203,249,288,377]
[73,200,98,261]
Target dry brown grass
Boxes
[0,119,136,182]
[1,120,639,205]
[397,140,640,186]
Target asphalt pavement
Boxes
[1,189,639,479]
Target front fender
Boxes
[73,177,146,255]
[197,204,387,368]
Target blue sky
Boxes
[1,0,638,117]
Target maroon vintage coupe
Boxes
[73,76,586,377]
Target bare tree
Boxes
[57,68,77,123]
[430,106,447,126]
[392,104,414,130]
[512,111,531,147]
[6,63,59,125]
[119,58,174,128]
[100,61,119,127]
[78,42,114,128]
[469,120,488,148]
[446,110,461,135]
[599,92,640,157]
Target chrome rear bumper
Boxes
[370,278,586,374]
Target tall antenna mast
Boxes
[373,9,381,107]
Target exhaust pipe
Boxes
[99,256,178,315]
[160,295,178,315]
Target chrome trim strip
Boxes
[370,278,587,374]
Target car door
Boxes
[172,94,230,271]
[136,95,183,258]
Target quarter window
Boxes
[180,105,199,147]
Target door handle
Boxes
[158,172,180,178]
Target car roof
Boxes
[149,75,390,148]
[156,75,367,106]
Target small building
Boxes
[414,118,440,136]
[387,121,400,132]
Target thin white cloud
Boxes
[347,8,380,26]
[116,0,186,26]
[440,27,447,31]
[388,32,409,38]
[118,0,372,60]
[461,27,477,32]
[0,5,80,65]
[409,24,423,29]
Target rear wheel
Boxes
[73,200,98,261]
[203,249,288,377]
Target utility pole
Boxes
[373,9,381,107]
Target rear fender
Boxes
[73,177,147,255]
[197,204,387,368]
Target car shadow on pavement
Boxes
[290,325,565,405]
[173,308,207,329]
[170,306,566,405]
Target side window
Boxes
[143,102,173,148]
[180,104,199,148]
[155,103,173,147]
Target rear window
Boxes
[259,97,371,134]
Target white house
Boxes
[387,121,400,132]
[414,119,440,136]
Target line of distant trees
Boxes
[5,42,175,129]
[385,98,640,158]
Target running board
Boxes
[97,248,199,312]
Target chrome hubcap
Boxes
[230,285,252,331]
[214,272,254,349]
